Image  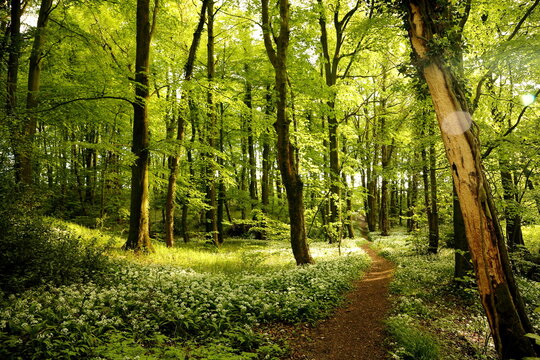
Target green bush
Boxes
[0,209,112,294]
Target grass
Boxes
[523,224,540,254]
[55,217,366,274]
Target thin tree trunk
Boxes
[405,2,537,357]
[6,0,22,184]
[204,0,218,245]
[164,0,208,247]
[407,172,419,232]
[453,183,472,278]
[217,103,226,244]
[428,122,439,253]
[244,68,258,207]
[261,86,272,212]
[125,0,155,252]
[500,161,524,250]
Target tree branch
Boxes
[29,96,134,113]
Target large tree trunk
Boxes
[405,2,537,358]
[262,0,313,265]
[125,0,154,252]
[164,0,208,248]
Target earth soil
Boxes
[281,243,395,360]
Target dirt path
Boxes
[283,244,394,360]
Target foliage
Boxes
[0,206,113,294]
[0,235,369,359]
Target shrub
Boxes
[0,209,112,294]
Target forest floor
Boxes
[278,244,394,360]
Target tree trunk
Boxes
[421,117,439,254]
[125,0,154,252]
[262,0,313,265]
[453,183,472,278]
[428,123,439,253]
[407,172,419,232]
[6,0,22,184]
[527,179,540,216]
[344,174,355,239]
[244,69,258,207]
[499,162,525,250]
[380,139,393,236]
[217,104,225,244]
[204,0,219,245]
[164,0,208,248]
[261,86,272,212]
[405,2,537,357]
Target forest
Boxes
[1,0,540,359]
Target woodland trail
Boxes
[283,243,395,360]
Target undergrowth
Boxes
[373,230,540,360]
[0,216,370,359]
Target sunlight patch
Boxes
[441,111,472,135]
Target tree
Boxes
[6,0,22,184]
[21,0,54,187]
[261,0,313,265]
[204,0,219,245]
[404,1,538,358]
[124,0,157,252]
[164,0,209,248]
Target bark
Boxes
[428,123,439,253]
[6,0,22,184]
[317,0,359,243]
[262,0,313,265]
[204,0,219,245]
[527,179,540,216]
[453,183,472,278]
[421,117,439,253]
[20,0,53,186]
[405,2,537,357]
[125,0,154,252]
[261,86,272,212]
[244,69,258,206]
[380,139,393,236]
[217,103,225,244]
[499,162,524,250]
[344,174,355,238]
[407,172,419,232]
[164,0,208,248]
